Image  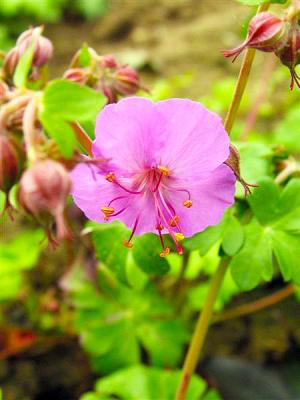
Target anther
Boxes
[157,165,170,177]
[175,233,185,241]
[105,172,116,182]
[156,223,164,231]
[159,247,170,257]
[183,200,193,208]
[169,215,180,227]
[122,240,133,249]
[101,206,115,220]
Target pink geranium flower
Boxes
[71,97,236,256]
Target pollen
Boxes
[183,200,193,208]
[157,165,170,177]
[101,206,115,220]
[159,247,170,257]
[169,215,180,227]
[122,239,133,248]
[175,233,185,241]
[156,223,164,231]
[105,172,116,182]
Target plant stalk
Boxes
[175,4,270,400]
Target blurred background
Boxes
[1,1,300,400]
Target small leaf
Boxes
[78,43,92,67]
[13,42,35,89]
[230,221,273,291]
[222,216,244,256]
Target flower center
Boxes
[100,165,192,256]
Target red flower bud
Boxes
[222,12,287,61]
[63,68,90,85]
[0,135,25,194]
[114,65,140,95]
[100,54,117,69]
[17,27,53,68]
[18,160,72,243]
[275,24,300,89]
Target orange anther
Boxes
[183,200,193,208]
[169,215,180,227]
[157,165,170,177]
[122,239,133,249]
[106,172,116,182]
[175,233,185,242]
[156,223,164,231]
[101,206,115,220]
[159,247,170,257]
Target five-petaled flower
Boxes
[71,97,236,256]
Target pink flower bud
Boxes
[114,65,140,95]
[18,160,72,242]
[63,68,90,85]
[222,12,287,61]
[3,47,20,79]
[0,135,25,193]
[100,54,117,69]
[275,25,300,89]
[17,27,53,68]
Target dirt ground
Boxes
[47,0,247,97]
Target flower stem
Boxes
[213,284,295,323]
[175,4,270,400]
[175,258,230,400]
[223,3,270,135]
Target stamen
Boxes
[160,247,170,257]
[183,200,193,208]
[157,165,169,176]
[114,180,143,195]
[169,215,180,227]
[105,172,116,182]
[156,223,164,231]
[175,233,185,241]
[122,218,139,249]
[151,173,163,192]
[101,206,115,220]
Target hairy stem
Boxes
[175,4,270,400]
[175,258,230,400]
[214,284,295,323]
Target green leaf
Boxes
[274,106,300,152]
[222,216,244,256]
[132,234,170,275]
[230,221,273,291]
[42,79,106,121]
[91,222,130,284]
[234,142,273,198]
[93,365,206,400]
[271,231,300,284]
[40,80,106,156]
[78,43,92,67]
[13,41,35,89]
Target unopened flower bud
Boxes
[18,160,72,242]
[224,144,257,196]
[17,27,53,67]
[63,68,90,85]
[3,47,20,79]
[114,65,140,95]
[0,135,25,193]
[222,12,287,61]
[275,24,300,89]
[100,54,117,69]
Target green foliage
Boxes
[0,230,44,301]
[40,80,106,157]
[235,0,286,5]
[230,178,300,290]
[67,265,188,374]
[13,41,35,89]
[273,105,300,153]
[80,365,206,400]
[90,221,170,284]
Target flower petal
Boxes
[166,164,235,237]
[93,97,168,175]
[156,98,230,180]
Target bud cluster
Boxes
[223,7,300,89]
[64,49,143,103]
